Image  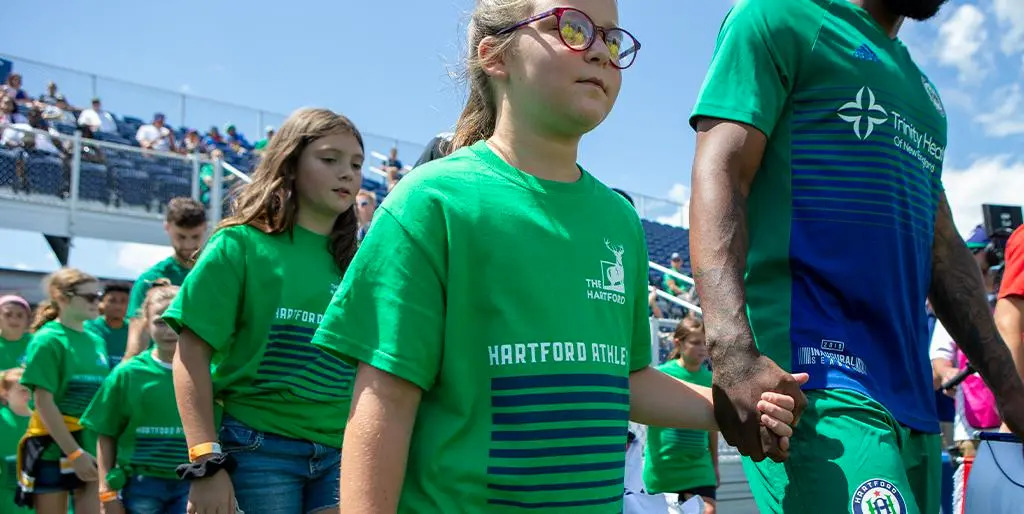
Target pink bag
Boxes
[955,347,1002,429]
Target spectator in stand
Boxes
[996,225,1024,394]
[356,189,377,242]
[0,95,27,125]
[252,125,274,152]
[203,126,226,149]
[179,129,206,155]
[122,198,207,361]
[77,98,117,134]
[136,113,176,153]
[84,282,131,368]
[78,126,106,165]
[41,95,77,126]
[2,107,63,156]
[37,82,61,106]
[198,149,238,206]
[1,74,30,105]
[664,252,694,299]
[224,123,252,152]
[383,146,403,191]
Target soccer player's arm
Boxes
[929,194,1024,433]
[313,190,447,513]
[995,228,1024,381]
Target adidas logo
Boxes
[853,43,880,62]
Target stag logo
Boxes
[601,239,626,293]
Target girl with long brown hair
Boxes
[163,107,363,514]
[18,268,109,514]
[312,1,806,511]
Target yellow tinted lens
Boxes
[560,12,592,48]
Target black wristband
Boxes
[176,453,237,481]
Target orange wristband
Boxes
[98,490,118,503]
[188,442,223,462]
[66,448,84,462]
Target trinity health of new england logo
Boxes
[585,239,627,305]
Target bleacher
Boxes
[642,218,690,285]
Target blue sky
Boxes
[1,0,1023,280]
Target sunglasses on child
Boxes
[68,291,103,303]
[496,7,641,70]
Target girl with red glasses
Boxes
[314,1,806,512]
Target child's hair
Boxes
[141,278,179,321]
[31,268,97,331]
[0,368,23,397]
[219,108,364,273]
[667,317,705,361]
[101,281,132,298]
[166,197,207,228]
[450,0,535,153]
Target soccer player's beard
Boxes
[879,0,948,21]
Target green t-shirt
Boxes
[313,141,652,513]
[0,334,30,487]
[21,321,110,459]
[84,317,129,367]
[642,360,715,493]
[661,270,690,295]
[689,0,947,431]
[81,351,208,479]
[163,224,352,447]
[128,256,191,319]
[253,139,269,151]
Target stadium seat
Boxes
[25,152,64,197]
[79,162,111,203]
[153,175,190,207]
[53,122,78,136]
[93,131,132,146]
[121,116,144,126]
[112,167,151,208]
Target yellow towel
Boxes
[16,411,82,490]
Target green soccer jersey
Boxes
[84,317,129,367]
[163,224,352,447]
[128,256,191,319]
[21,321,110,459]
[642,360,715,493]
[81,351,207,479]
[0,335,29,371]
[313,141,653,513]
[690,0,946,432]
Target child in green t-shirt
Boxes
[643,318,719,513]
[0,296,32,367]
[311,2,807,512]
[83,282,131,368]
[82,281,192,514]
[164,108,364,514]
[0,369,31,514]
[19,268,109,514]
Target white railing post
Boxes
[69,130,83,230]
[649,261,696,287]
[190,153,201,201]
[257,111,264,139]
[211,159,223,226]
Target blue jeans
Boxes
[219,416,340,514]
[122,475,189,514]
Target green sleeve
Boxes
[21,333,63,394]
[162,229,245,352]
[630,226,654,372]
[689,0,812,136]
[313,202,447,392]
[80,367,129,438]
[126,273,152,319]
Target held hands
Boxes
[187,469,237,514]
[712,352,809,463]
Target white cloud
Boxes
[654,183,690,228]
[974,84,1024,137]
[942,156,1024,235]
[115,243,172,277]
[994,0,1024,55]
[937,4,989,81]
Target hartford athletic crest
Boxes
[852,478,907,514]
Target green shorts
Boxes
[742,389,941,514]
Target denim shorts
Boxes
[122,475,189,514]
[29,459,81,495]
[219,416,340,514]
